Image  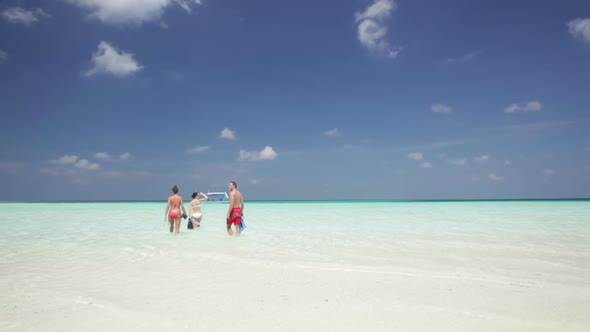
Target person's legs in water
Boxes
[168,218,174,233]
[227,213,241,236]
[174,217,181,234]
[234,221,241,236]
[227,221,233,236]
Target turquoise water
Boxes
[1,200,589,331]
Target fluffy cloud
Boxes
[95,152,110,159]
[52,155,79,165]
[239,146,278,161]
[0,50,7,61]
[420,162,433,168]
[355,0,400,59]
[488,173,503,181]
[543,169,555,175]
[431,103,453,114]
[504,101,543,113]
[1,7,49,26]
[74,159,100,170]
[64,0,202,25]
[408,152,423,161]
[567,18,590,43]
[187,146,210,154]
[84,41,143,77]
[448,158,467,166]
[473,155,489,164]
[324,128,340,137]
[49,155,100,171]
[94,151,130,160]
[355,0,395,22]
[219,127,236,140]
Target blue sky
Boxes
[1,0,589,201]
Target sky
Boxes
[1,0,589,201]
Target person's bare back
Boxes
[164,185,186,234]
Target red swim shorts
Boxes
[226,208,242,226]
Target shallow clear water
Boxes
[1,201,589,331]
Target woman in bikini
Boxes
[189,191,209,228]
[164,185,187,234]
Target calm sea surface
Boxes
[1,200,589,331]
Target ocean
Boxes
[1,200,589,331]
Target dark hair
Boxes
[230,181,237,188]
[192,192,199,199]
[172,185,179,194]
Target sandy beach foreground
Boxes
[1,201,589,331]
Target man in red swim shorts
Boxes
[226,181,244,236]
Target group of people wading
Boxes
[164,181,245,236]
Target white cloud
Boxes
[0,50,7,61]
[408,152,423,161]
[64,0,202,26]
[74,159,100,170]
[504,160,511,166]
[543,169,555,175]
[239,146,278,161]
[420,162,433,168]
[95,152,110,159]
[568,18,590,43]
[431,103,453,114]
[355,0,396,22]
[250,179,260,185]
[448,158,467,166]
[504,100,543,113]
[187,146,210,154]
[84,41,143,77]
[94,151,130,160]
[474,155,489,164]
[219,127,236,140]
[343,144,354,149]
[585,147,590,153]
[488,173,503,182]
[469,174,480,182]
[324,128,340,137]
[52,155,79,165]
[355,0,400,59]
[1,7,49,26]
